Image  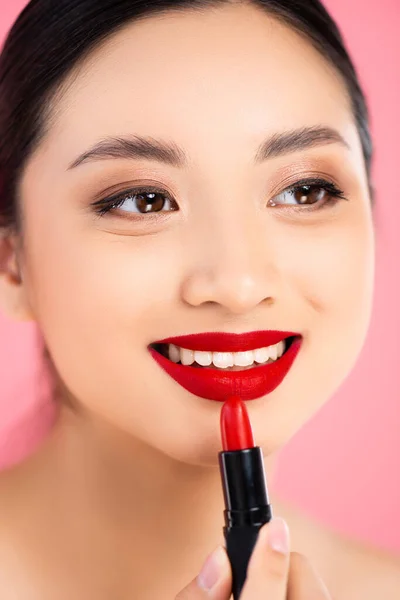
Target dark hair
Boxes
[0,0,374,235]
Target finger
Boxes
[240,517,290,599]
[288,552,332,599]
[175,545,232,600]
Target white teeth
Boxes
[212,352,234,368]
[233,351,254,367]
[194,351,212,366]
[276,340,285,358]
[167,339,288,368]
[253,347,270,363]
[168,344,181,363]
[180,348,195,365]
[269,344,279,361]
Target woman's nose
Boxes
[180,220,280,315]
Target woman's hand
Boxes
[175,518,332,599]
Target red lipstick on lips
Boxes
[219,396,273,599]
[149,330,302,401]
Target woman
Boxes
[0,0,398,598]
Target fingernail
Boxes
[267,517,290,555]
[197,545,226,591]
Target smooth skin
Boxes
[0,2,399,599]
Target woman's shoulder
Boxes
[0,469,31,596]
[332,530,400,599]
[304,514,400,599]
[278,498,400,599]
[0,465,54,600]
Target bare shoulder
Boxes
[305,515,400,599]
[333,532,400,599]
[279,499,400,599]
[0,465,24,531]
[0,466,48,600]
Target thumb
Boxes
[175,545,232,600]
[240,517,291,599]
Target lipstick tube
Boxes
[218,397,273,599]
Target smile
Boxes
[148,330,303,401]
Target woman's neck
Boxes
[18,403,283,596]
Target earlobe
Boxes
[0,234,35,322]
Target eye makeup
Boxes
[90,176,347,220]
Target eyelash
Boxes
[91,177,347,218]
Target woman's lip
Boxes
[153,330,300,352]
[149,336,302,402]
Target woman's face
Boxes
[9,4,374,464]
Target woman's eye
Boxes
[269,180,347,211]
[93,187,179,216]
[92,178,347,219]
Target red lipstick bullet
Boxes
[218,396,273,599]
[220,395,255,451]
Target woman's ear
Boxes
[0,232,35,322]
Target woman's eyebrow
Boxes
[66,125,350,171]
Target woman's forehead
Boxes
[42,5,354,165]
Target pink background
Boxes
[0,0,399,553]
